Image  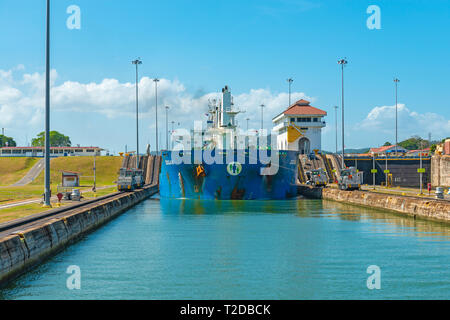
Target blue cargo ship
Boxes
[159,86,299,200]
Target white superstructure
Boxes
[172,85,242,150]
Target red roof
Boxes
[62,171,80,175]
[370,144,406,153]
[283,99,327,116]
[406,148,431,153]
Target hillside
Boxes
[0,158,39,186]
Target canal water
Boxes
[1,197,449,300]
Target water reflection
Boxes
[158,197,450,240]
[320,200,450,240]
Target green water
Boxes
[1,197,449,300]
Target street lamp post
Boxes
[394,78,400,154]
[132,58,142,168]
[154,78,160,154]
[43,0,51,207]
[260,104,265,131]
[385,152,388,188]
[93,154,96,193]
[338,58,348,168]
[334,106,338,154]
[246,118,250,131]
[171,120,175,150]
[287,78,293,107]
[372,153,376,190]
[419,139,423,195]
[165,106,169,150]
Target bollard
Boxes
[435,187,444,200]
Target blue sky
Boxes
[0,0,449,153]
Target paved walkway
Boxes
[360,185,450,201]
[11,159,44,186]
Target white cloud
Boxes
[0,67,312,135]
[356,103,450,139]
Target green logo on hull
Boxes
[227,162,242,176]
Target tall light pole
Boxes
[132,58,142,168]
[43,0,51,207]
[334,106,338,154]
[246,118,250,131]
[419,139,423,195]
[287,78,293,107]
[372,152,376,190]
[260,104,265,131]
[171,120,175,150]
[338,58,348,168]
[153,78,160,154]
[165,106,169,150]
[394,78,400,154]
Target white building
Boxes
[272,99,327,154]
[0,146,103,157]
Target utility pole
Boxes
[132,58,142,168]
[338,58,348,168]
[154,78,160,154]
[287,78,293,107]
[394,78,400,154]
[334,106,338,154]
[165,106,169,150]
[43,0,51,207]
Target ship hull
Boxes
[159,150,299,200]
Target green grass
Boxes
[82,186,119,198]
[0,156,123,224]
[0,157,39,186]
[0,185,45,203]
[0,156,122,203]
[0,202,74,224]
[0,186,119,224]
[31,156,122,187]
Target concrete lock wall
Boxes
[297,185,450,223]
[344,158,431,188]
[431,155,450,187]
[0,186,157,287]
[321,188,450,222]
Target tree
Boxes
[32,131,71,147]
[430,144,437,153]
[398,136,429,150]
[0,135,17,147]
[383,142,392,146]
